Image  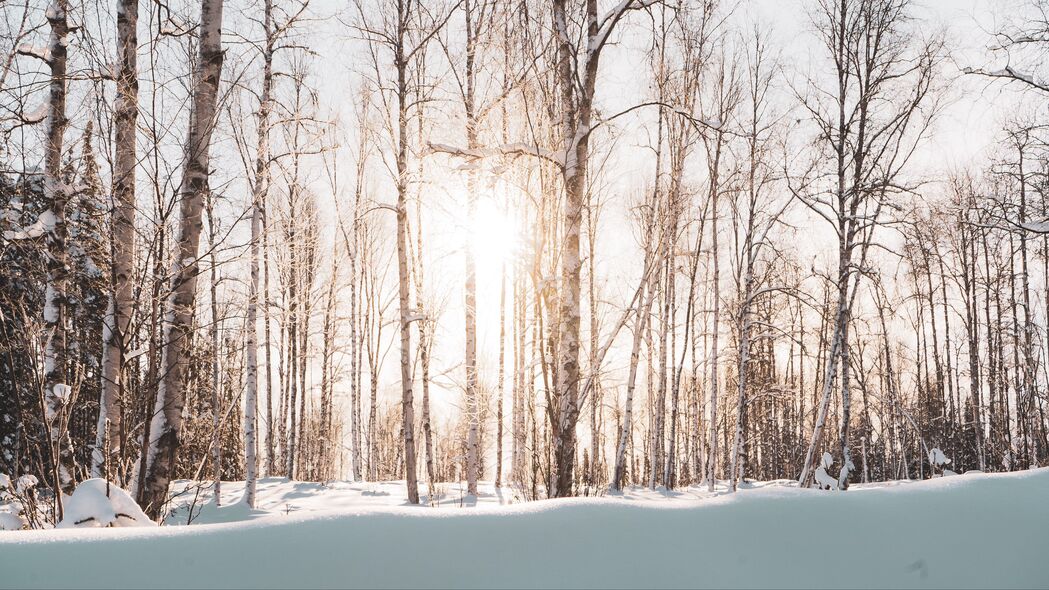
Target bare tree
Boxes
[354,0,459,504]
[794,0,941,490]
[94,0,139,485]
[139,0,225,519]
[547,0,659,498]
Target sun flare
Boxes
[470,195,521,273]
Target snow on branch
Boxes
[1019,220,1049,233]
[964,65,1049,93]
[427,141,565,168]
[427,142,483,160]
[928,448,951,468]
[497,143,564,165]
[594,0,661,55]
[3,210,56,241]
[20,104,48,125]
[16,43,51,63]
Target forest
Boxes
[0,0,1048,534]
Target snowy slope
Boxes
[1,468,1047,589]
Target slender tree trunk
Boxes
[208,196,223,505]
[730,255,755,492]
[461,0,482,498]
[263,209,276,475]
[649,256,670,489]
[95,0,138,484]
[243,0,272,504]
[412,194,436,498]
[496,262,507,488]
[611,280,656,491]
[40,0,72,497]
[706,135,724,493]
[319,258,336,479]
[394,29,419,503]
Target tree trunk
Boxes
[394,34,419,503]
[95,0,138,484]
[496,262,507,488]
[208,195,223,505]
[40,0,72,497]
[244,0,272,502]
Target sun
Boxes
[470,195,520,273]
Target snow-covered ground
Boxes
[2,468,1047,589]
[163,476,808,524]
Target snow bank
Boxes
[1,469,1047,589]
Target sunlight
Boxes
[470,193,520,273]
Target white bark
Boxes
[395,38,419,504]
[40,0,72,495]
[242,0,273,509]
[611,275,657,491]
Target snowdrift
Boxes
[1,468,1047,589]
[57,479,154,529]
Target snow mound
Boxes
[0,511,23,531]
[0,473,34,531]
[56,479,154,529]
[1,469,1047,588]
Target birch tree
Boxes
[15,0,76,495]
[547,0,659,498]
[727,31,788,491]
[139,0,225,518]
[354,0,459,504]
[93,0,138,484]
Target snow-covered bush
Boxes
[928,448,953,477]
[0,472,38,530]
[56,479,154,528]
[813,452,838,491]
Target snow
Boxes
[1020,220,1049,233]
[0,511,22,531]
[56,479,154,529]
[14,475,37,493]
[15,43,50,62]
[3,209,55,241]
[50,383,72,403]
[2,469,1047,588]
[929,448,951,467]
[1002,66,1037,86]
[0,473,33,531]
[814,451,838,490]
[21,104,48,124]
[124,346,149,361]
